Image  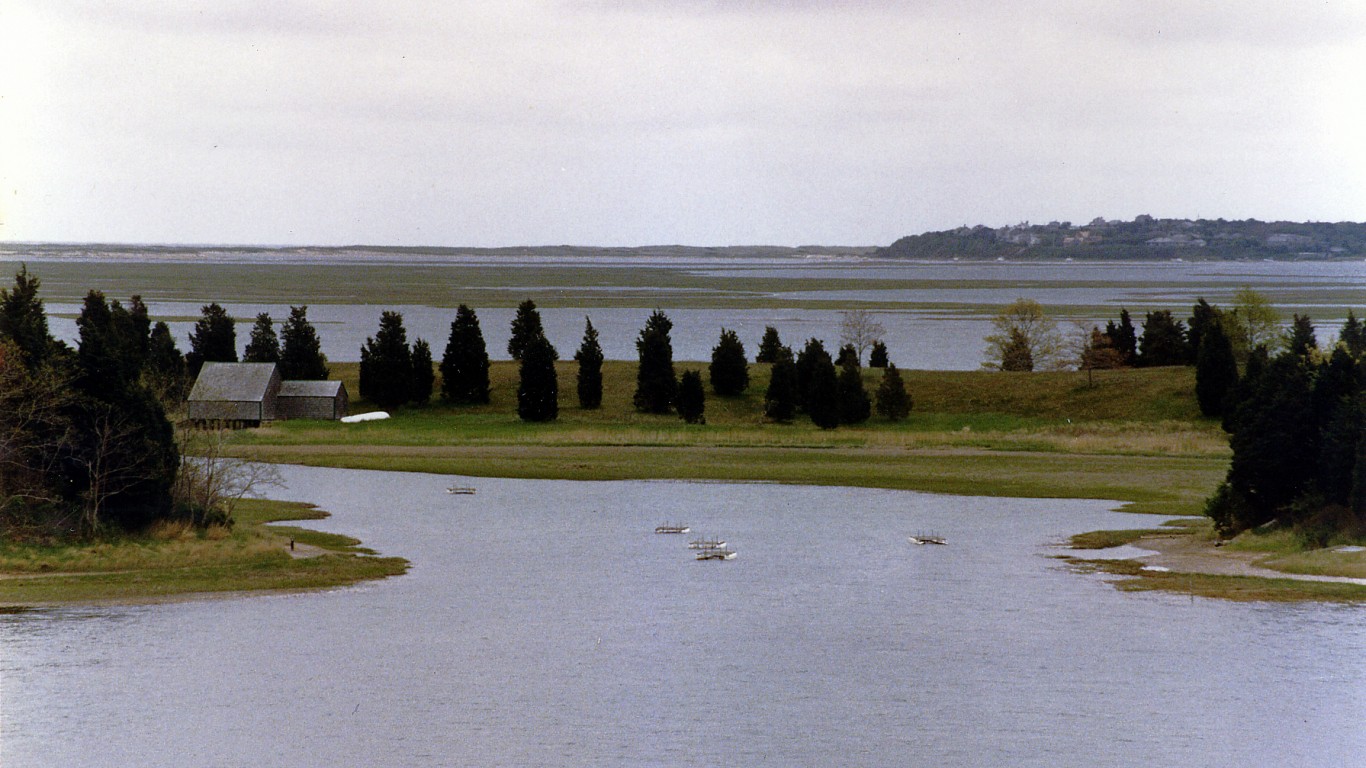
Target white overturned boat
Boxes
[655,523,690,534]
[908,534,947,545]
[447,486,476,495]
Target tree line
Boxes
[348,300,912,429]
[1,268,285,541]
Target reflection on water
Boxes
[3,466,1364,767]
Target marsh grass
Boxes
[0,499,407,605]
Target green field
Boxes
[231,362,1227,519]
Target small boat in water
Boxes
[695,547,737,561]
[687,537,726,549]
[908,534,946,546]
[447,486,476,495]
[655,523,690,534]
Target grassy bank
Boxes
[232,362,1226,517]
[0,500,408,606]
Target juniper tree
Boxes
[836,359,871,425]
[1194,321,1238,418]
[794,338,831,412]
[633,310,677,414]
[243,313,280,363]
[517,334,559,422]
[441,304,491,404]
[999,328,1034,372]
[763,350,798,423]
[868,341,889,368]
[410,338,434,405]
[146,321,188,404]
[508,299,552,362]
[874,363,911,421]
[1137,310,1188,367]
[1341,310,1365,358]
[836,344,859,368]
[1103,309,1138,366]
[0,265,55,367]
[186,303,237,378]
[755,326,785,363]
[807,355,840,430]
[279,305,329,380]
[574,316,604,409]
[1285,314,1318,358]
[676,369,706,424]
[708,328,749,396]
[360,311,413,409]
[1187,298,1221,362]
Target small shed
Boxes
[277,379,349,421]
[186,362,282,426]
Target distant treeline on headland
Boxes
[876,216,1366,261]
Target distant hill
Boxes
[875,217,1366,261]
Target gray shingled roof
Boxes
[187,362,278,402]
[278,380,344,398]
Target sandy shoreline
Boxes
[1108,531,1366,587]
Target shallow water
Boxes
[3,466,1363,767]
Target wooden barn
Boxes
[277,380,349,421]
[186,362,347,426]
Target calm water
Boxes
[3,465,1364,767]
[34,258,1364,370]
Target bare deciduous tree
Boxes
[982,298,1068,371]
[174,427,282,525]
[839,310,886,365]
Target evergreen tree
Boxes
[1225,355,1318,529]
[508,299,553,361]
[278,305,329,380]
[1285,313,1318,358]
[836,360,871,425]
[146,321,188,404]
[1195,321,1238,418]
[875,363,911,421]
[807,355,840,429]
[794,338,831,411]
[440,304,491,404]
[1103,309,1138,366]
[676,369,706,424]
[1340,310,1365,358]
[999,328,1033,372]
[633,310,677,414]
[243,313,280,363]
[124,295,151,370]
[410,338,434,406]
[517,334,559,422]
[1137,310,1189,367]
[836,344,859,368]
[72,291,178,531]
[1186,298,1221,362]
[0,264,56,367]
[574,317,604,409]
[868,341,890,368]
[360,311,413,409]
[763,351,798,423]
[708,328,749,396]
[186,303,237,378]
[755,326,785,363]
[1318,393,1363,507]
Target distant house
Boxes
[186,362,347,427]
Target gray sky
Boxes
[2,1,1363,247]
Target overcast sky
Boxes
[2,1,1364,247]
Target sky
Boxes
[2,1,1364,247]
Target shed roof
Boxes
[278,380,344,398]
[187,362,279,403]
